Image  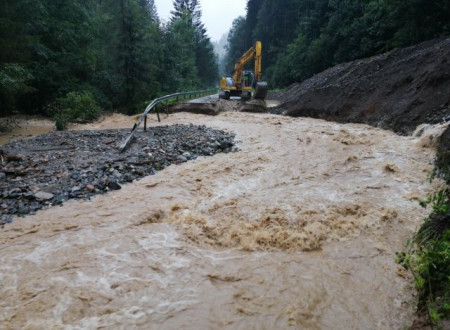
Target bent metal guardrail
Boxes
[119,89,217,152]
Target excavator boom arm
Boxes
[233,41,262,89]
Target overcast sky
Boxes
[154,0,247,42]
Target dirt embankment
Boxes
[437,126,450,183]
[273,37,450,136]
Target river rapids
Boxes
[0,111,445,329]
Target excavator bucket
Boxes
[254,81,268,100]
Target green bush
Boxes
[49,91,101,130]
[59,91,101,122]
[53,111,71,131]
[398,189,450,325]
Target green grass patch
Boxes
[397,188,450,326]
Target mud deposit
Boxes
[273,37,450,135]
[0,112,443,329]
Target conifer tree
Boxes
[225,0,449,88]
[170,0,202,28]
[167,0,218,89]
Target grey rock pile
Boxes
[0,124,235,225]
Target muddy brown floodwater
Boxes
[0,116,55,145]
[0,111,446,329]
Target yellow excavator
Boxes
[219,41,268,101]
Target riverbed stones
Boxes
[121,173,133,183]
[0,125,235,225]
[34,191,54,201]
[107,181,121,190]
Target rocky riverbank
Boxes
[0,124,235,225]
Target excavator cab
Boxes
[242,71,254,88]
[220,71,256,100]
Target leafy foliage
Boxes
[0,0,218,119]
[396,128,450,325]
[224,17,248,74]
[163,12,199,91]
[0,63,35,113]
[163,0,218,91]
[48,91,101,131]
[397,188,450,324]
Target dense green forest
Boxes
[2,0,449,119]
[0,0,218,117]
[224,0,450,88]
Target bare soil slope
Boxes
[274,37,450,135]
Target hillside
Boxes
[273,37,450,135]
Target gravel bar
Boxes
[0,124,236,225]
